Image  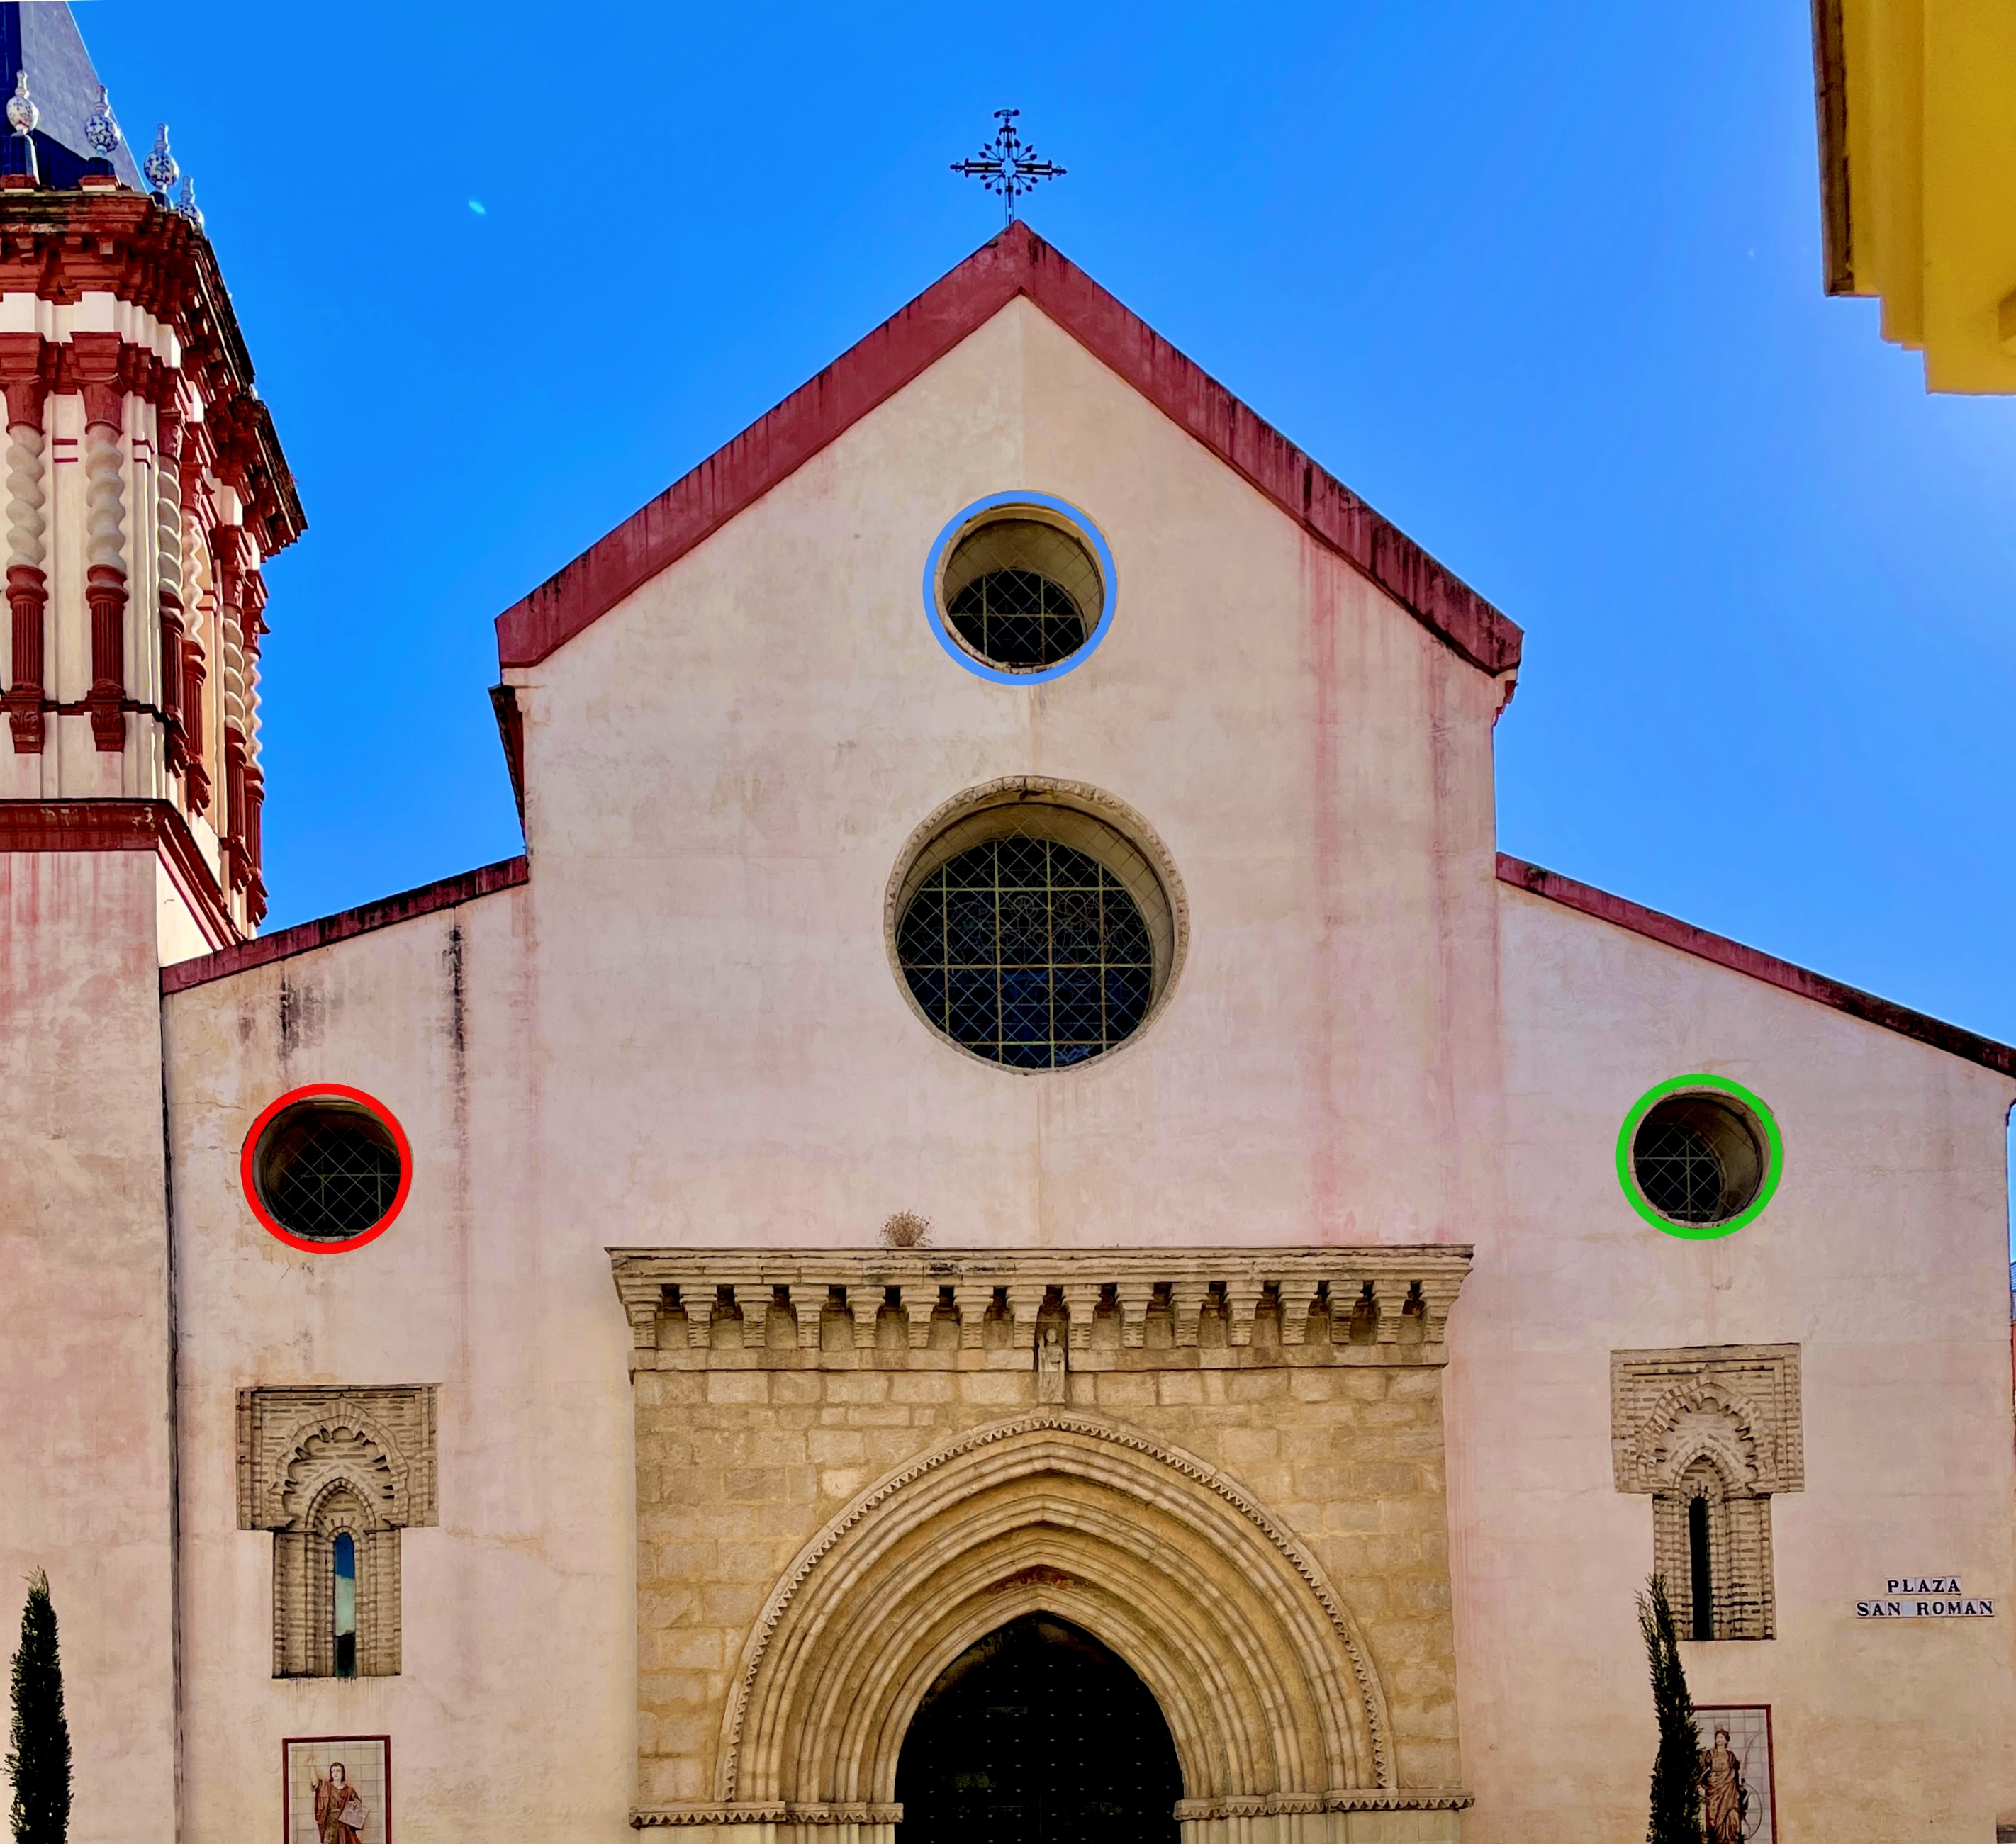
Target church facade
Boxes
[4,18,2015,1840]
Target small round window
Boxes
[242,1084,411,1252]
[924,494,1116,685]
[888,783,1183,1070]
[1616,1075,1781,1239]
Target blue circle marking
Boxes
[922,491,1117,686]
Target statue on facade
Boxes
[1036,1327,1068,1403]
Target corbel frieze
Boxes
[611,1246,1473,1373]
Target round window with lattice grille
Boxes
[924,495,1115,683]
[887,782,1185,1072]
[242,1085,411,1252]
[1615,1076,1780,1239]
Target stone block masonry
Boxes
[616,1248,1473,1844]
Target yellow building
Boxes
[1812,0,2016,389]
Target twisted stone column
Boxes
[1,378,47,752]
[213,521,250,889]
[241,563,267,922]
[0,334,50,753]
[178,459,211,811]
[74,334,130,753]
[155,409,186,772]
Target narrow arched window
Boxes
[1688,1496,1714,1641]
[332,1532,357,1677]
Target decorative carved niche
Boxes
[1611,1346,1802,1641]
[237,1385,438,1679]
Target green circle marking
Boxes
[1615,1074,1782,1240]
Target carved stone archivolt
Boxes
[620,1248,1473,1843]
[1610,1345,1803,1496]
[237,1385,438,1678]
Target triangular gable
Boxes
[494,223,1523,675]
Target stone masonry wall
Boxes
[630,1303,1462,1814]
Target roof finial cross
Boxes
[951,108,1065,225]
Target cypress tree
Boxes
[1637,1573,1701,1844]
[6,1571,71,1844]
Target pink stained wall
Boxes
[0,849,179,1843]
[504,296,1506,1255]
[161,880,647,1844]
[139,284,2016,1840]
[1450,883,2016,1840]
[158,293,1508,1838]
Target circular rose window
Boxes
[242,1084,411,1252]
[1616,1075,1781,1239]
[923,493,1116,685]
[888,782,1184,1070]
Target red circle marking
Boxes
[240,1083,413,1254]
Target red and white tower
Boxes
[0,12,301,1840]
[0,11,301,943]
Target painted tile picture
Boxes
[1692,1706,1774,1844]
[284,1736,390,1844]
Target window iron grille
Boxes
[947,568,1087,670]
[1635,1118,1726,1223]
[258,1106,403,1240]
[898,836,1154,1069]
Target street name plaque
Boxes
[1855,1577,1994,1618]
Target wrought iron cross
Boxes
[951,109,1065,224]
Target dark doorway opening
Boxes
[895,1613,1182,1844]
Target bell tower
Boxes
[0,10,301,1840]
[0,0,302,944]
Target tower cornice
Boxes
[0,189,301,554]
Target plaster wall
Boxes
[161,882,639,1844]
[504,295,1503,1256]
[0,848,178,1844]
[1452,884,2016,1840]
[137,286,2016,1844]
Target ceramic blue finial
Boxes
[84,84,120,157]
[6,72,37,139]
[143,124,177,194]
[174,172,202,231]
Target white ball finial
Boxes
[174,172,202,232]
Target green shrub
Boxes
[6,1572,71,1844]
[1637,1573,1700,1844]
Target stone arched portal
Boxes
[616,1247,1474,1843]
[728,1413,1388,1814]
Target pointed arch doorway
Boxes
[895,1614,1181,1843]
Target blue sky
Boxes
[89,3,2015,1067]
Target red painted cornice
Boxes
[1497,853,2016,1079]
[0,192,303,554]
[160,854,528,994]
[495,223,1522,678]
[0,797,237,949]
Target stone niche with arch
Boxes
[612,1247,1475,1843]
[236,1384,439,1677]
[1610,1344,1804,1641]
